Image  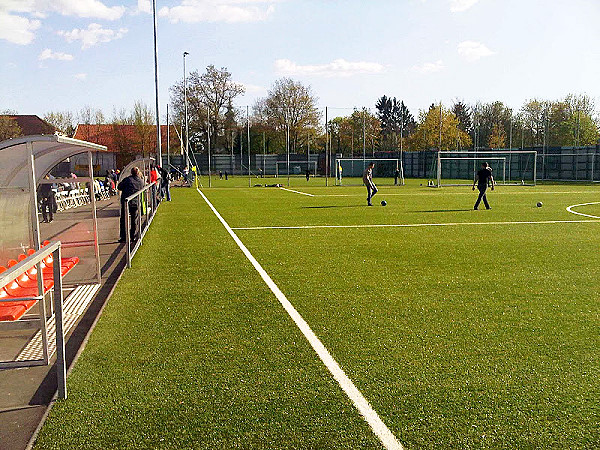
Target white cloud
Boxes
[58,23,128,49]
[137,0,152,14]
[450,0,480,13]
[0,12,40,44]
[1,0,125,20]
[274,58,385,78]
[159,0,276,23]
[457,40,494,62]
[74,73,87,80]
[411,60,444,74]
[238,82,266,95]
[39,48,74,61]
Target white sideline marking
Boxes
[279,187,315,197]
[232,219,600,231]
[319,190,596,198]
[566,201,600,219]
[197,188,402,450]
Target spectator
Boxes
[117,167,144,243]
[149,164,159,206]
[38,174,57,223]
[159,166,171,201]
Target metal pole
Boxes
[53,244,66,399]
[88,151,101,284]
[285,109,289,186]
[207,108,211,187]
[183,52,189,173]
[325,107,329,186]
[152,0,161,165]
[263,131,266,175]
[166,104,170,167]
[240,129,242,176]
[247,105,251,187]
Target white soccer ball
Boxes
[537,201,543,207]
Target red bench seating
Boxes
[0,247,79,322]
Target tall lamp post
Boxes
[152,0,161,166]
[183,52,190,172]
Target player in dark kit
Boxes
[472,162,494,210]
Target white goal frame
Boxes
[436,151,537,187]
[275,161,318,177]
[335,158,404,186]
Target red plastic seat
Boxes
[0,305,27,321]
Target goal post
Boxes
[334,158,404,186]
[275,161,318,178]
[436,151,537,187]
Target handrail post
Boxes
[125,197,131,268]
[53,244,67,399]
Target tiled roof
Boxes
[73,124,180,154]
[1,115,57,136]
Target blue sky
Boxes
[2,0,599,120]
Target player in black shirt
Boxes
[472,162,494,210]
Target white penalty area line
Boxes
[196,188,403,450]
[566,201,600,219]
[232,219,600,231]
[279,187,315,196]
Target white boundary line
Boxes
[233,219,600,231]
[318,190,597,198]
[279,187,315,197]
[566,201,600,219]
[196,188,402,450]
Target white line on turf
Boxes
[232,219,600,231]
[196,188,403,450]
[318,190,597,197]
[279,187,315,196]
[566,201,600,219]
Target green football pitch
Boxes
[35,180,599,449]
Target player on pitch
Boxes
[472,162,494,210]
[363,162,378,206]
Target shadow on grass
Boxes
[412,209,474,213]
[302,205,367,209]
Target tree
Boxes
[0,116,22,141]
[375,96,415,151]
[170,65,245,152]
[132,100,154,156]
[409,104,472,151]
[452,101,472,134]
[253,78,321,154]
[44,111,75,136]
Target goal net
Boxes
[335,158,404,186]
[275,161,318,177]
[436,151,537,187]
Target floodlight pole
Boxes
[183,52,189,173]
[247,105,251,187]
[166,104,170,167]
[286,108,290,187]
[325,106,328,186]
[152,0,161,166]
[207,107,211,187]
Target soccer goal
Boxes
[334,158,404,186]
[435,151,537,187]
[275,161,318,177]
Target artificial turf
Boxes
[35,180,599,449]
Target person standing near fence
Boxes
[118,167,144,243]
[159,166,171,201]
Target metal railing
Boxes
[0,241,67,398]
[124,181,160,268]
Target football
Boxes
[537,201,543,207]
[381,200,387,206]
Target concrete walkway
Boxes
[0,196,126,450]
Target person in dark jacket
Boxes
[472,162,494,210]
[117,167,145,243]
[38,174,57,223]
